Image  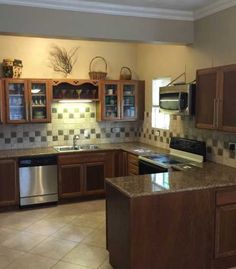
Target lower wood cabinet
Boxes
[60,164,83,198]
[0,159,18,207]
[127,153,139,176]
[58,151,115,199]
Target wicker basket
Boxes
[120,66,132,80]
[89,56,107,80]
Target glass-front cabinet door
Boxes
[121,82,137,120]
[5,79,28,123]
[102,81,120,120]
[29,80,51,122]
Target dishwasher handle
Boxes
[19,155,57,167]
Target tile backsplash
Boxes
[1,103,236,169]
[0,103,139,150]
[139,112,236,168]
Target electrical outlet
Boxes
[111,127,120,133]
[229,143,236,151]
[84,129,90,138]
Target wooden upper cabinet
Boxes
[28,80,51,123]
[5,79,29,124]
[219,65,236,132]
[52,79,99,101]
[196,64,236,133]
[99,80,121,121]
[196,68,219,129]
[0,159,18,207]
[4,79,52,124]
[97,80,144,122]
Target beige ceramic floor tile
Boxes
[43,213,76,225]
[0,227,19,243]
[25,219,66,236]
[5,253,57,269]
[72,212,105,229]
[0,246,25,269]
[82,229,106,248]
[98,259,114,269]
[0,215,37,231]
[52,261,92,269]
[30,236,77,260]
[2,231,47,252]
[52,224,94,242]
[62,243,108,269]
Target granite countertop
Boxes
[106,162,236,198]
[0,142,168,159]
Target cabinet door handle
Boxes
[213,99,217,127]
[25,103,29,121]
[216,99,220,128]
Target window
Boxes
[152,78,171,129]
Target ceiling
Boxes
[0,0,235,20]
[86,0,216,11]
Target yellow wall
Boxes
[0,35,138,80]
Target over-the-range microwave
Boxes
[159,83,196,115]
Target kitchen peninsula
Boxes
[106,163,236,269]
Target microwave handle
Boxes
[178,92,182,112]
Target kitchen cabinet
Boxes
[52,79,99,101]
[127,153,139,176]
[215,189,236,258]
[196,64,236,132]
[4,79,51,123]
[212,188,236,269]
[106,183,213,269]
[58,151,115,199]
[0,159,18,207]
[97,80,144,121]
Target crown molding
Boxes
[194,0,236,20]
[0,0,194,21]
[0,0,236,22]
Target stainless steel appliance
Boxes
[159,83,196,115]
[19,155,58,206]
[139,137,206,175]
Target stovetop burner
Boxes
[139,137,206,171]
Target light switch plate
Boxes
[111,127,120,133]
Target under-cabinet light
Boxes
[58,100,93,103]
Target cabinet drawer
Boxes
[127,153,139,166]
[59,152,107,165]
[216,189,236,206]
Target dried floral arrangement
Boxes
[49,45,79,77]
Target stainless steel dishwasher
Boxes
[19,155,58,206]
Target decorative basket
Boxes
[89,56,107,80]
[120,66,132,80]
[2,59,23,78]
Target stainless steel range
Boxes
[139,137,206,174]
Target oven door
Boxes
[139,160,168,175]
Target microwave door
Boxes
[159,93,180,113]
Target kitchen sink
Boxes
[54,145,100,152]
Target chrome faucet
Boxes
[73,135,80,149]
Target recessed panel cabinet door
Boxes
[59,164,83,198]
[196,68,219,129]
[215,204,236,258]
[219,65,236,132]
[0,159,18,206]
[84,162,105,194]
